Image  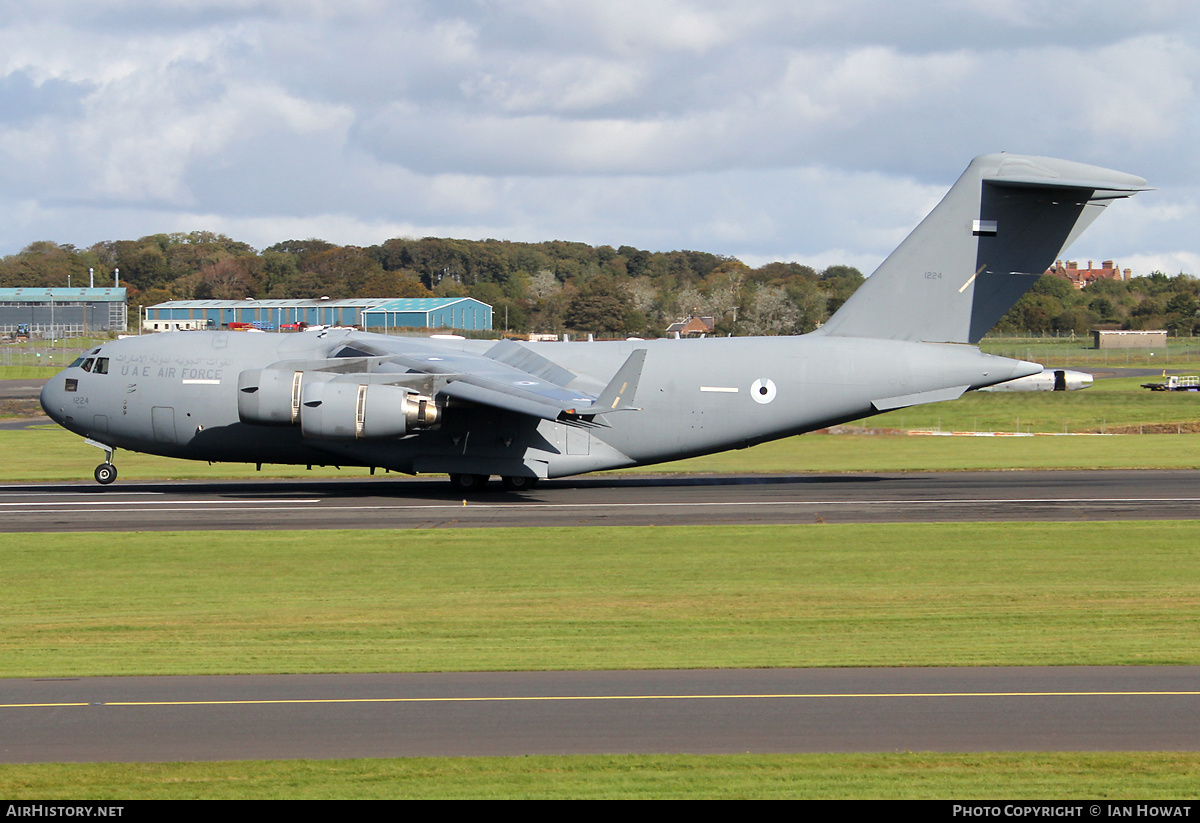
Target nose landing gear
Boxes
[85,438,118,485]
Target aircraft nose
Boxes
[39,374,68,425]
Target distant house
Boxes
[1047,260,1131,289]
[665,315,716,337]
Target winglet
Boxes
[582,349,647,413]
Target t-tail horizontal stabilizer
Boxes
[819,154,1149,345]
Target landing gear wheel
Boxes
[501,475,538,492]
[449,473,489,493]
[94,463,117,485]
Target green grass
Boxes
[638,431,1200,474]
[0,366,59,379]
[4,523,1199,677]
[869,377,1200,435]
[3,753,1199,799]
[980,334,1200,368]
[0,337,112,372]
[0,425,409,481]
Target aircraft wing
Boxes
[386,350,594,419]
[372,340,646,421]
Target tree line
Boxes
[1,232,1195,338]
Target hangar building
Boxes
[144,296,493,333]
[0,288,128,337]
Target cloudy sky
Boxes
[1,1,1196,276]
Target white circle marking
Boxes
[751,378,777,404]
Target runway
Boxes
[2,468,1199,532]
[4,667,1199,762]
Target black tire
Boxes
[94,463,117,485]
[500,475,538,492]
[449,473,489,492]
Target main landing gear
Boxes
[500,475,537,492]
[448,473,540,493]
[448,473,488,493]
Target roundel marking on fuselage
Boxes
[751,378,777,404]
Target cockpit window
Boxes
[69,356,86,368]
[71,356,108,374]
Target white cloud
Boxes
[1121,252,1200,278]
[0,0,1193,277]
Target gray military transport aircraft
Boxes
[41,153,1147,490]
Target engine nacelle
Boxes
[237,368,305,426]
[299,381,439,440]
[978,369,1094,392]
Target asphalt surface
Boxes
[0,379,45,399]
[4,469,1200,532]
[4,667,1199,762]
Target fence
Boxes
[981,334,1200,367]
[0,336,108,369]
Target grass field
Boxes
[4,753,1199,799]
[0,337,111,372]
[0,365,60,379]
[980,334,1200,368]
[4,523,1198,677]
[870,377,1200,434]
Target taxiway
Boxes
[4,667,1199,762]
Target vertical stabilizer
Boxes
[819,154,1148,344]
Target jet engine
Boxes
[237,368,305,425]
[299,381,439,440]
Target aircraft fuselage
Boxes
[40,328,1036,481]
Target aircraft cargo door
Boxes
[151,406,177,444]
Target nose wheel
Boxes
[85,439,118,485]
